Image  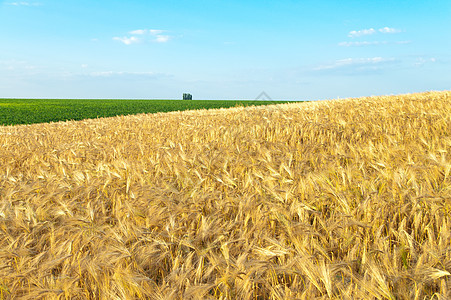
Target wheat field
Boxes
[0,91,450,299]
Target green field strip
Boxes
[0,99,301,126]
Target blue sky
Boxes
[0,0,450,100]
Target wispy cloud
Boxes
[155,35,170,43]
[129,29,147,35]
[348,28,376,38]
[114,29,171,45]
[87,71,171,81]
[414,57,437,67]
[348,27,401,38]
[149,29,164,35]
[113,36,140,45]
[339,41,387,47]
[148,29,171,43]
[148,30,171,43]
[6,2,41,6]
[338,40,410,47]
[379,27,401,34]
[313,57,397,73]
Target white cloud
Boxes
[6,2,41,6]
[339,41,388,47]
[379,27,401,34]
[414,57,437,67]
[129,29,147,35]
[149,29,164,35]
[338,40,411,47]
[113,36,140,45]
[113,29,171,45]
[314,57,396,71]
[155,35,170,43]
[348,28,376,38]
[348,27,401,38]
[81,64,88,69]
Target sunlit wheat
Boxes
[0,91,450,299]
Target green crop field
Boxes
[0,99,300,126]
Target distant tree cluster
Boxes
[183,93,192,100]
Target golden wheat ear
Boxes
[0,91,449,299]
